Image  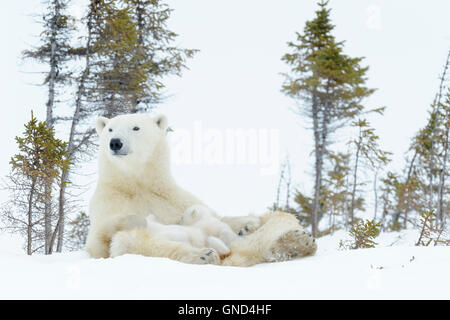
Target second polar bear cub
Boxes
[146,205,238,258]
[180,205,238,246]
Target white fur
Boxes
[146,214,230,256]
[85,113,317,266]
[180,205,238,247]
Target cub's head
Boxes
[96,114,169,171]
[180,205,212,225]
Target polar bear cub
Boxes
[180,205,239,248]
[145,213,231,257]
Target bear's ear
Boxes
[96,116,109,135]
[186,208,198,222]
[155,114,168,131]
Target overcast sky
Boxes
[1,0,449,217]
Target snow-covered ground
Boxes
[0,229,449,300]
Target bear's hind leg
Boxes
[222,211,317,266]
[267,229,316,262]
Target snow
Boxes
[0,230,449,299]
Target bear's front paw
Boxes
[198,248,220,265]
[267,229,317,262]
[237,216,261,236]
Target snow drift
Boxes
[0,230,449,299]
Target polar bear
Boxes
[145,213,231,258]
[85,113,317,266]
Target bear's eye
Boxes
[133,126,140,131]
[108,128,113,132]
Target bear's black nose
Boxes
[110,138,123,151]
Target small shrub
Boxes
[339,219,381,250]
[416,210,450,247]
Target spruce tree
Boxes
[323,152,352,231]
[1,112,71,255]
[54,0,101,252]
[40,0,196,252]
[281,0,374,236]
[66,212,90,250]
[88,0,197,115]
[436,89,449,226]
[22,0,76,253]
[123,0,197,112]
[347,118,391,226]
[388,53,450,230]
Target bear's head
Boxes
[96,113,170,177]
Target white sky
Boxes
[1,0,449,217]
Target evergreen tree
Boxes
[22,0,76,254]
[387,53,450,231]
[123,0,197,112]
[428,50,449,218]
[54,0,102,253]
[347,117,391,226]
[293,151,364,234]
[436,89,450,226]
[66,212,90,250]
[281,0,374,236]
[88,0,197,115]
[22,0,76,126]
[323,152,353,231]
[21,0,197,252]
[1,112,71,255]
[339,219,381,250]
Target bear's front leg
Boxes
[221,215,262,236]
[110,229,221,265]
[86,214,148,258]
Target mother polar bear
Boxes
[85,113,317,266]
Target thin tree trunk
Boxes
[343,145,351,229]
[55,2,94,252]
[275,163,285,209]
[27,178,37,255]
[391,150,417,226]
[373,168,379,221]
[285,157,291,210]
[130,0,145,113]
[311,94,331,237]
[46,1,59,127]
[402,151,418,229]
[349,146,360,226]
[44,0,61,254]
[404,150,418,220]
[428,50,450,215]
[437,118,449,228]
[311,95,321,237]
[349,126,362,226]
[55,169,68,252]
[318,103,330,224]
[380,207,387,232]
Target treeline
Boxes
[1,0,448,255]
[1,0,195,254]
[272,1,449,238]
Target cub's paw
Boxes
[198,248,220,265]
[267,229,317,262]
[237,216,261,236]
